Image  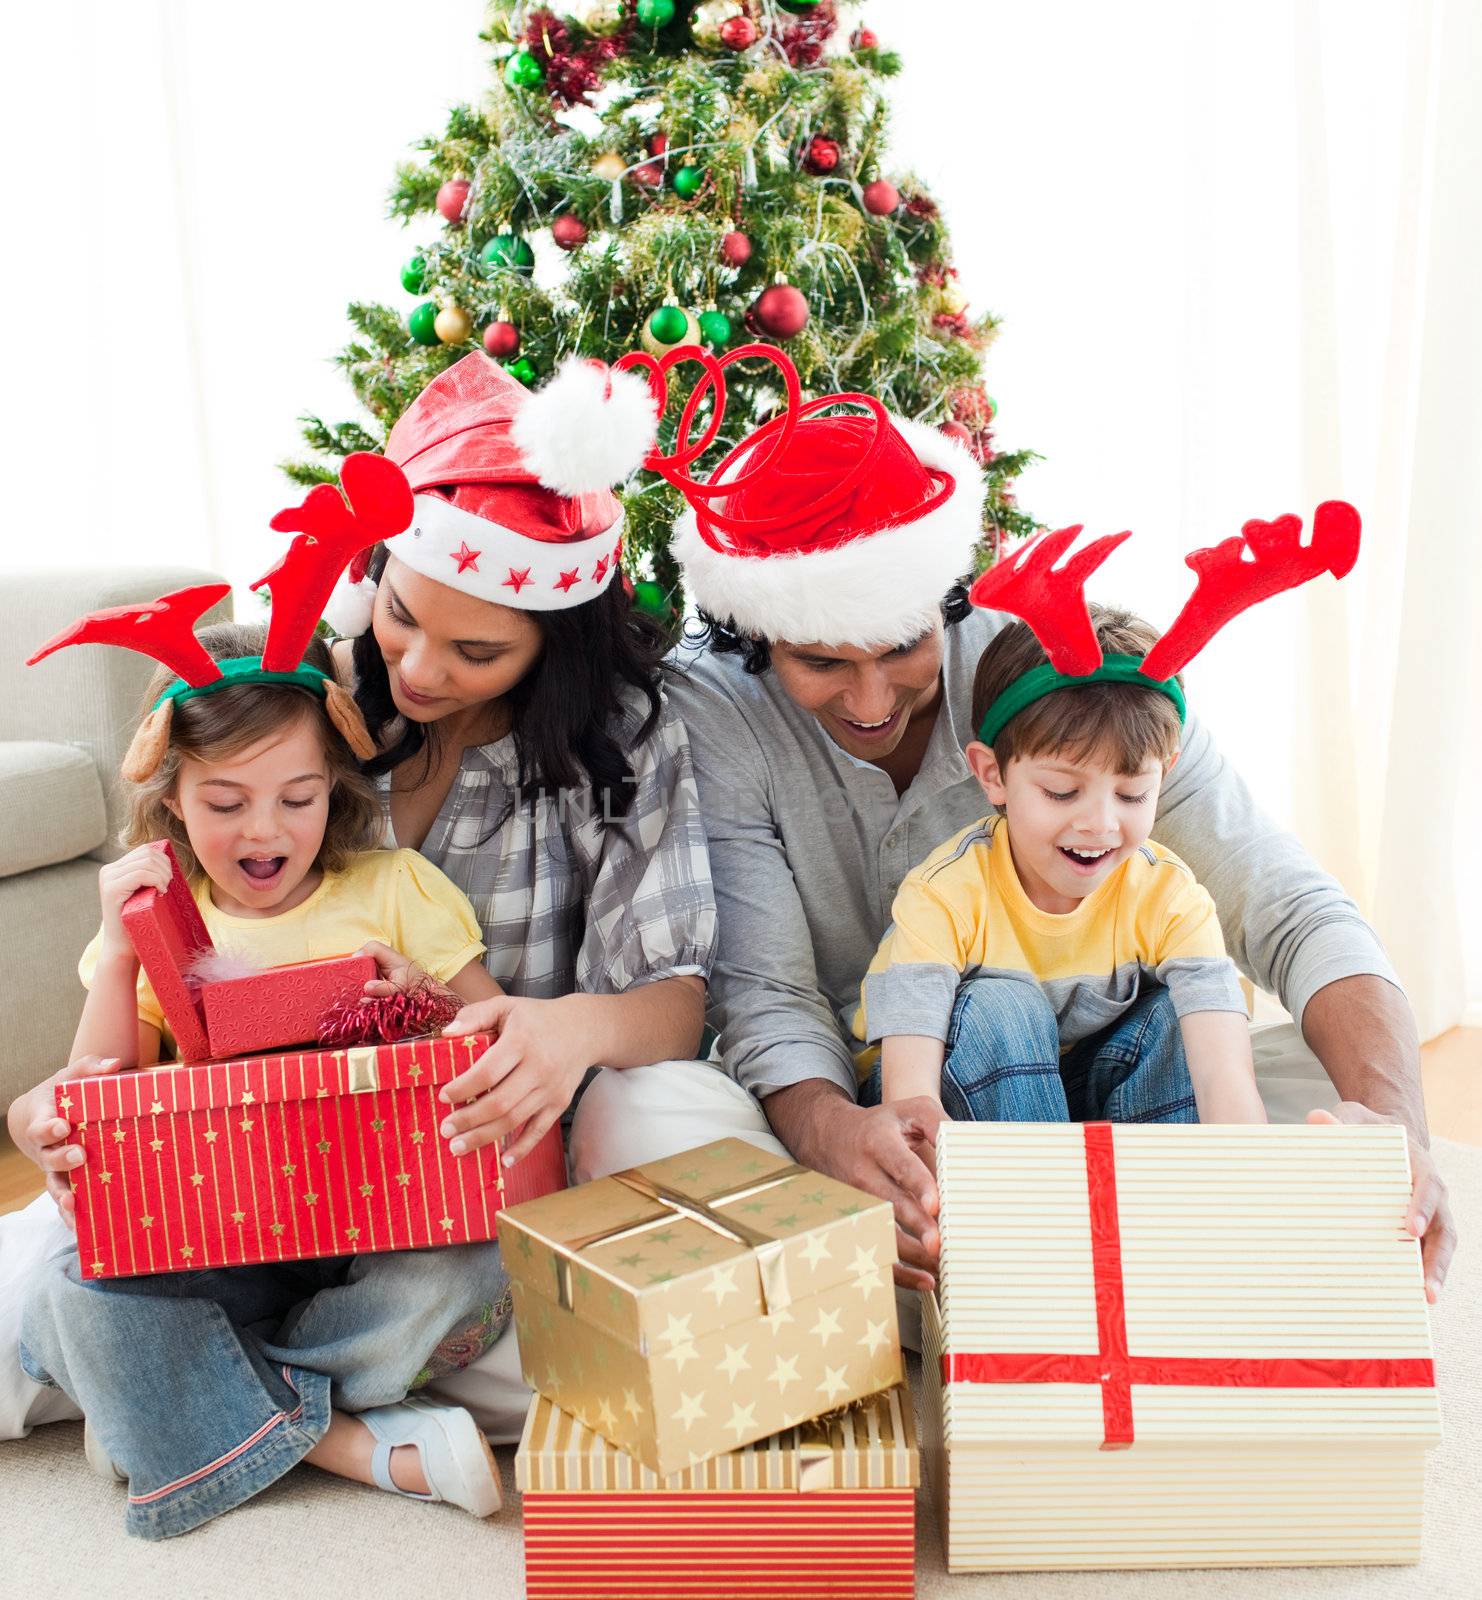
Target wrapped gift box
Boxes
[517,1384,918,1600]
[921,1122,1440,1572]
[500,1137,904,1477]
[58,1033,566,1280]
[120,840,376,1061]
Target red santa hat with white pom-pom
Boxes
[323,352,659,636]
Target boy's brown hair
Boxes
[122,622,383,879]
[971,605,1184,775]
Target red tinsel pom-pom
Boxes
[779,0,838,67]
[317,980,463,1048]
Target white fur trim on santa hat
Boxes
[673,414,986,648]
[388,493,623,611]
[322,571,379,639]
[510,358,658,498]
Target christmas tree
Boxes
[289,0,1034,617]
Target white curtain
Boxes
[5,0,1479,1034]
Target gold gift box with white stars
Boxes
[500,1138,904,1477]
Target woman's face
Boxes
[372,554,545,726]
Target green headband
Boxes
[151,654,331,713]
[976,652,1187,748]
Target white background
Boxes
[2,1,1478,1027]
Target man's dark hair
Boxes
[692,581,975,674]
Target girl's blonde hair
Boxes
[122,621,384,878]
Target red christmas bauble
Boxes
[649,132,669,157]
[938,421,974,449]
[552,215,589,250]
[861,179,900,216]
[803,135,840,175]
[750,283,809,340]
[720,230,752,267]
[719,16,759,49]
[633,161,664,188]
[436,178,470,223]
[483,320,520,358]
[852,26,879,50]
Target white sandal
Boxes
[359,1396,503,1516]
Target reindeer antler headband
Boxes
[969,501,1362,747]
[26,453,413,781]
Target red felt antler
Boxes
[252,453,414,672]
[1141,500,1361,680]
[967,524,1132,676]
[26,582,232,686]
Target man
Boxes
[568,351,1454,1303]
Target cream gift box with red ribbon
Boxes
[921,1122,1440,1572]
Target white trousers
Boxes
[0,1024,1334,1441]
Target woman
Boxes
[3,353,716,1471]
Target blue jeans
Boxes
[863,977,1197,1124]
[19,1241,508,1539]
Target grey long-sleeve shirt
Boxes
[666,607,1401,1099]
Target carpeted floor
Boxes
[3,1138,1477,1600]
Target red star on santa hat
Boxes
[592,555,610,583]
[554,568,582,594]
[503,567,532,593]
[612,538,623,565]
[452,541,482,574]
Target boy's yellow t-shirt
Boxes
[852,814,1245,1078]
[79,847,486,1048]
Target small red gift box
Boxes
[121,840,376,1062]
[58,1034,567,1280]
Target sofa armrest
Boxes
[0,568,233,861]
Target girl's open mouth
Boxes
[239,856,287,885]
[1059,845,1113,873]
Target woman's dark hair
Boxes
[691,580,974,674]
[350,544,668,826]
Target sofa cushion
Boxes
[0,742,108,878]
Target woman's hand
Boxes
[6,1055,125,1228]
[98,843,173,955]
[438,995,599,1168]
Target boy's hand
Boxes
[98,844,173,955]
[6,1055,125,1228]
[356,940,431,998]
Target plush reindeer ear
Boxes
[324,680,377,762]
[121,703,175,782]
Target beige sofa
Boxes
[0,569,231,1111]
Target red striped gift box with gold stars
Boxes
[56,1034,566,1279]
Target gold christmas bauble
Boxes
[434,304,474,344]
[571,0,627,36]
[640,306,702,355]
[592,151,627,182]
[690,0,744,49]
[938,284,969,317]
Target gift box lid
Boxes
[933,1122,1440,1449]
[59,1032,493,1123]
[500,1138,896,1351]
[516,1383,918,1494]
[120,840,216,1060]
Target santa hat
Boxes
[614,343,986,649]
[325,352,659,636]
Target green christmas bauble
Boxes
[504,49,545,89]
[480,233,535,274]
[504,356,538,385]
[777,0,820,10]
[672,165,705,200]
[407,301,440,345]
[400,254,427,294]
[647,305,690,345]
[632,580,671,617]
[636,0,677,27]
[697,309,732,350]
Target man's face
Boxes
[769,620,945,762]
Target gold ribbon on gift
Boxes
[555,1162,811,1316]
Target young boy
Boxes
[853,605,1267,1126]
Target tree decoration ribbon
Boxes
[970,500,1361,746]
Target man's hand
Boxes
[5,1055,124,1230]
[1308,1104,1454,1302]
[761,1079,946,1291]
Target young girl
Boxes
[17,618,514,1538]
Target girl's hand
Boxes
[356,939,432,999]
[98,843,174,955]
[438,995,597,1168]
[5,1056,125,1229]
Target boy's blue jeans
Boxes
[18,1240,508,1539]
[863,976,1198,1123]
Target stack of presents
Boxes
[57,849,1440,1594]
